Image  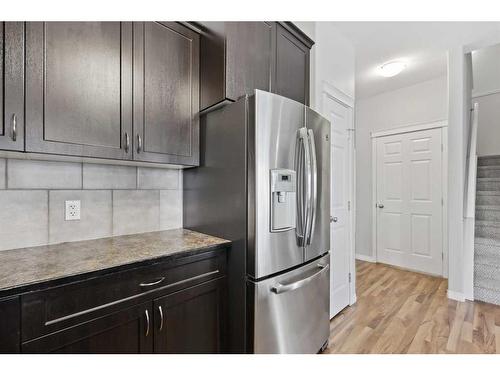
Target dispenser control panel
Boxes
[270,169,296,232]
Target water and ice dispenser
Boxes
[270,169,296,232]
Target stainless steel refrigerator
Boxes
[184,90,330,354]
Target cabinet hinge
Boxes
[349,273,352,283]
[348,201,351,211]
[441,143,444,152]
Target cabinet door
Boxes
[199,21,273,110]
[133,22,200,166]
[225,22,273,101]
[0,22,24,151]
[153,278,226,353]
[25,22,133,159]
[22,302,153,354]
[274,23,310,105]
[0,296,20,353]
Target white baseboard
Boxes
[447,290,466,302]
[355,253,376,263]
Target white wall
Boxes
[355,76,448,258]
[295,22,356,110]
[472,43,500,96]
[312,22,355,107]
[474,94,500,156]
[471,43,500,156]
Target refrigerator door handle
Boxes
[306,129,318,245]
[303,128,313,248]
[270,263,329,294]
[295,128,310,247]
[294,132,303,245]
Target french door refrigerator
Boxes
[184,90,330,354]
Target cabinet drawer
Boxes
[22,302,153,354]
[21,250,226,341]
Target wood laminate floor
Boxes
[324,260,500,354]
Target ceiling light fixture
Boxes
[378,60,407,77]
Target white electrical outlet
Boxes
[65,200,81,221]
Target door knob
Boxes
[377,203,384,208]
[330,216,338,223]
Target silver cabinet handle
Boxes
[144,309,150,337]
[158,305,164,332]
[377,203,384,209]
[271,263,329,295]
[124,132,130,153]
[139,277,165,288]
[332,217,338,223]
[11,113,17,142]
[137,134,142,153]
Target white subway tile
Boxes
[8,159,82,189]
[0,159,5,189]
[137,167,179,190]
[113,190,160,236]
[0,190,48,251]
[160,190,183,230]
[49,190,112,244]
[83,164,136,189]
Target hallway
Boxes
[325,261,500,353]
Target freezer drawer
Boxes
[249,253,330,354]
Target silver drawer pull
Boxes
[158,305,164,332]
[145,309,150,337]
[139,277,165,287]
[271,264,329,295]
[11,113,17,142]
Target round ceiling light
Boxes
[378,60,407,77]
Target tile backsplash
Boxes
[0,158,183,251]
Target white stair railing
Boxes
[463,102,478,300]
[465,102,479,219]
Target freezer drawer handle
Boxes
[270,263,329,295]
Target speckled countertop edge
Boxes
[0,228,230,296]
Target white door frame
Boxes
[371,120,448,277]
[321,81,356,305]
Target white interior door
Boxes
[324,95,352,318]
[375,128,443,275]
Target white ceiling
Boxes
[329,22,500,99]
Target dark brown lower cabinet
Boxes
[154,278,226,353]
[0,247,229,354]
[22,302,154,354]
[20,279,227,354]
[0,296,20,353]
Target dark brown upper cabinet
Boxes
[25,22,133,160]
[274,23,313,105]
[0,22,24,151]
[133,22,200,166]
[198,22,274,111]
[198,22,313,110]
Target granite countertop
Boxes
[0,229,230,294]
